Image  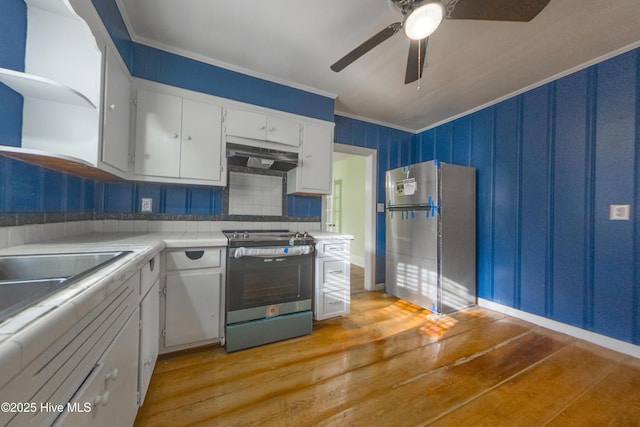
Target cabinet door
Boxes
[180,99,224,182]
[300,123,332,193]
[55,309,139,427]
[165,270,221,347]
[225,108,266,141]
[101,46,131,173]
[266,116,300,147]
[139,280,159,406]
[134,89,182,178]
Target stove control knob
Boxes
[243,231,250,238]
[233,232,240,239]
[303,231,310,238]
[295,232,302,239]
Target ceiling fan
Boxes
[330,0,552,84]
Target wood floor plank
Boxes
[426,342,619,426]
[134,291,638,427]
[545,363,640,426]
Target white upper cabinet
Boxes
[134,89,182,178]
[133,85,225,185]
[180,98,224,181]
[101,45,131,174]
[288,122,334,195]
[225,107,301,148]
[0,0,134,179]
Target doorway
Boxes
[322,143,377,292]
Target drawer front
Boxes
[321,259,349,288]
[317,240,349,258]
[166,248,221,271]
[140,254,160,296]
[322,289,348,317]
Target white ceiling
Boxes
[116,0,640,132]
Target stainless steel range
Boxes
[223,229,315,352]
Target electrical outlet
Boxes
[609,204,630,220]
[141,198,153,212]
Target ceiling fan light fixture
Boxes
[403,1,444,40]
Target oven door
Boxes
[226,245,313,318]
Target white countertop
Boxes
[311,231,354,240]
[0,231,227,339]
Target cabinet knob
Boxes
[259,125,266,131]
[268,127,276,132]
[173,133,179,139]
[186,135,192,141]
[94,391,110,407]
[109,104,116,110]
[105,368,119,381]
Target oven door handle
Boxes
[232,245,314,259]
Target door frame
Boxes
[323,143,377,291]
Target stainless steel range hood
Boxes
[226,142,298,171]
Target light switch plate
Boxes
[141,198,153,212]
[609,204,631,220]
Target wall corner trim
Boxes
[478,298,640,360]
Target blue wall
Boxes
[336,49,639,346]
[0,0,26,147]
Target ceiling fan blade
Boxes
[405,37,428,84]
[446,0,551,22]
[331,23,402,72]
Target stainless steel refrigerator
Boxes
[385,160,476,314]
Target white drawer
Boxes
[317,240,349,258]
[140,254,160,297]
[166,248,221,271]
[322,289,348,317]
[321,259,349,288]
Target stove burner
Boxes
[223,229,315,247]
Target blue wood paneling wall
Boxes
[336,49,639,346]
[408,50,640,345]
[0,0,26,147]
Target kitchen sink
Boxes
[0,251,131,324]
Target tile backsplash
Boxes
[228,172,283,216]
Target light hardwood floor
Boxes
[135,292,640,426]
[350,263,366,295]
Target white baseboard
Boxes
[374,282,386,292]
[478,298,640,360]
[350,255,365,268]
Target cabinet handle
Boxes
[105,368,119,381]
[109,104,116,110]
[144,357,154,367]
[185,250,205,260]
[268,127,276,132]
[328,270,343,274]
[186,135,192,141]
[328,300,342,305]
[93,391,110,407]
[172,133,179,139]
[259,125,266,131]
[149,258,155,272]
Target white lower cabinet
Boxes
[55,307,140,427]
[161,247,226,353]
[138,279,159,406]
[314,238,351,320]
